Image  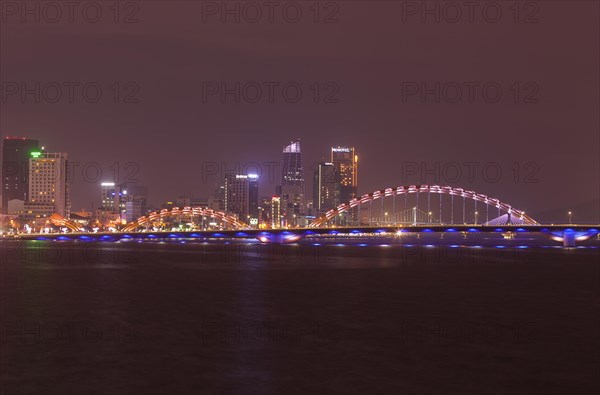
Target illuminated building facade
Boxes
[27,151,70,218]
[277,140,304,226]
[101,182,118,212]
[100,182,147,223]
[331,146,358,222]
[225,173,259,225]
[271,196,281,228]
[313,162,337,215]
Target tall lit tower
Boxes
[1,137,39,214]
[331,146,358,222]
[101,182,118,212]
[27,151,70,218]
[271,196,281,228]
[313,162,337,215]
[277,140,304,226]
[224,173,259,226]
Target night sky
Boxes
[1,1,598,222]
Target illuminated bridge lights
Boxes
[309,184,538,228]
[13,224,600,248]
[256,232,304,244]
[122,206,249,232]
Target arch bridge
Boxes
[310,185,538,227]
[122,206,248,232]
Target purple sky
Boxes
[1,1,598,222]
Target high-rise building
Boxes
[331,146,358,222]
[271,196,281,228]
[257,196,273,228]
[248,175,259,225]
[277,140,304,226]
[101,182,118,212]
[27,151,70,218]
[211,185,226,211]
[125,201,142,223]
[100,182,147,223]
[313,162,337,215]
[1,137,39,214]
[128,184,148,217]
[224,173,259,225]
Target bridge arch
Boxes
[50,213,84,232]
[122,206,249,232]
[309,185,538,228]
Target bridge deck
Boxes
[8,225,599,241]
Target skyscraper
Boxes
[331,146,358,222]
[101,182,118,212]
[271,196,281,228]
[313,162,337,215]
[248,175,259,225]
[224,173,259,225]
[101,182,147,223]
[278,140,304,226]
[1,137,39,214]
[27,151,70,218]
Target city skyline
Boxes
[2,3,598,225]
[1,2,598,394]
[1,134,599,225]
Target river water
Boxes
[1,235,598,394]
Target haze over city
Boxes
[2,2,598,223]
[1,2,598,395]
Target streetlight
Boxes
[428,211,432,224]
[384,212,388,224]
[475,211,478,225]
[568,211,572,225]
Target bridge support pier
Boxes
[563,231,576,248]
